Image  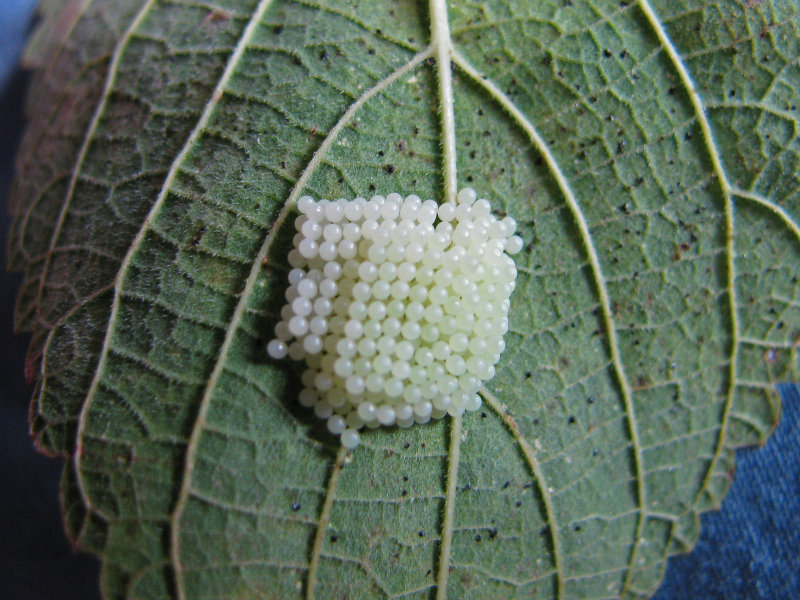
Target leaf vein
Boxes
[454,50,646,595]
[482,387,565,599]
[74,0,276,538]
[636,0,741,546]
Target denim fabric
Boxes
[653,384,800,600]
[0,0,36,89]
[0,3,798,598]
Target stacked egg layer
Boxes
[267,188,522,448]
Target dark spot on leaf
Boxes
[515,501,522,507]
[568,416,576,424]
[401,489,408,496]
[475,534,482,542]
[602,48,612,58]
[396,140,407,152]
[291,502,301,511]
[273,25,283,34]
[318,49,328,60]
[190,225,206,247]
[385,164,395,174]
[418,530,425,537]
[403,442,410,449]
[684,130,693,140]
[489,528,498,539]
[205,9,231,24]
[502,481,510,489]
[330,535,338,542]
[480,411,487,418]
[574,524,582,531]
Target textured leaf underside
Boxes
[9,1,800,599]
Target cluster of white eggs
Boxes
[267,188,522,448]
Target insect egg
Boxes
[267,190,522,449]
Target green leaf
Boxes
[9,0,800,598]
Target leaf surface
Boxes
[9,1,800,598]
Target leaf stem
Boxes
[430,0,457,203]
[306,446,348,600]
[436,414,462,600]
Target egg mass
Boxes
[267,189,523,448]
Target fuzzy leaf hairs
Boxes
[267,189,523,448]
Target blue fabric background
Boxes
[1,2,797,597]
